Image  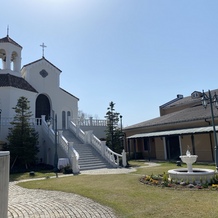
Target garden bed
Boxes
[140,173,218,190]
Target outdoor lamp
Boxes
[47,119,51,126]
[213,93,218,109]
[201,91,209,108]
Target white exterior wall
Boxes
[0,86,37,142]
[58,89,78,120]
[21,59,78,129]
[0,87,36,118]
[22,59,60,93]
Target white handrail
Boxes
[58,131,68,153]
[43,117,127,170]
[91,134,102,152]
[68,120,86,143]
[68,119,127,167]
[41,116,80,174]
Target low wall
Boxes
[0,151,10,218]
[80,126,106,139]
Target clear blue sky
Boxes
[1,0,218,126]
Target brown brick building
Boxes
[124,90,218,163]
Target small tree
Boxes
[7,96,39,169]
[105,101,123,153]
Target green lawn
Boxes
[10,170,55,181]
[17,161,218,218]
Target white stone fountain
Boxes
[168,149,215,183]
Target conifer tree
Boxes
[7,96,39,169]
[105,101,123,153]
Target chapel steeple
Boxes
[0,31,22,77]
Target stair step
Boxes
[80,163,110,167]
[79,165,112,171]
[62,130,114,171]
[79,161,107,165]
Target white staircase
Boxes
[41,116,127,174]
[62,130,113,170]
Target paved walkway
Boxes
[8,162,159,218]
[8,181,116,218]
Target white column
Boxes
[85,130,93,144]
[59,130,63,139]
[14,56,21,72]
[41,115,46,122]
[5,52,11,70]
[68,142,74,167]
[0,151,10,218]
[69,143,80,174]
[122,150,127,167]
[101,141,106,156]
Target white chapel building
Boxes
[0,33,124,171]
[0,33,79,128]
[0,33,80,166]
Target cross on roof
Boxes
[40,43,47,57]
[7,25,9,37]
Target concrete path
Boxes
[8,162,159,217]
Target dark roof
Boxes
[126,106,213,129]
[161,90,218,109]
[125,89,218,130]
[0,74,37,93]
[0,35,22,48]
[22,57,62,72]
[60,88,79,100]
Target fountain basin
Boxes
[180,155,198,164]
[179,155,198,173]
[168,168,215,183]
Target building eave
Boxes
[0,35,22,48]
[22,57,62,72]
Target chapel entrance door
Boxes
[166,135,180,160]
[35,94,50,121]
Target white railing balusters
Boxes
[68,119,127,168]
[68,120,86,143]
[72,118,107,127]
[41,116,80,174]
[41,117,126,173]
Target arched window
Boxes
[62,111,66,129]
[11,51,18,71]
[0,49,6,70]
